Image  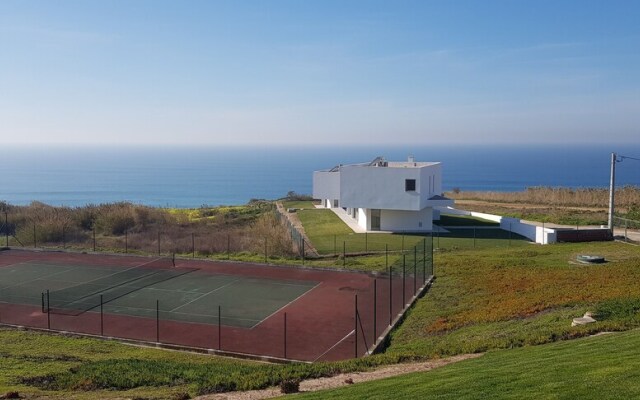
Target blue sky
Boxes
[1,1,639,145]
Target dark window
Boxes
[405,179,416,191]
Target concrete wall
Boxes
[380,208,433,231]
[437,207,556,244]
[356,207,369,230]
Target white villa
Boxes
[313,156,454,232]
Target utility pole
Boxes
[608,152,616,231]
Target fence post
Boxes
[301,239,305,264]
[4,211,7,247]
[156,300,160,342]
[62,225,66,249]
[365,232,368,252]
[264,237,268,264]
[33,223,37,248]
[218,305,221,350]
[373,279,377,342]
[402,234,405,252]
[402,255,406,307]
[414,255,417,295]
[542,222,545,245]
[284,312,287,359]
[100,294,104,336]
[334,235,337,255]
[125,230,128,253]
[343,241,346,267]
[387,267,394,328]
[354,294,358,358]
[93,227,96,252]
[227,234,230,260]
[157,231,161,255]
[46,289,50,329]
[192,233,195,258]
[423,238,426,283]
[385,244,388,268]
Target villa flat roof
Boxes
[318,159,440,172]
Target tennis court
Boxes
[0,258,318,329]
[0,248,432,362]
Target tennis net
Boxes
[46,256,196,316]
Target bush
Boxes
[279,378,301,394]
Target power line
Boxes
[618,154,640,162]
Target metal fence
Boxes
[0,236,434,362]
[614,216,640,243]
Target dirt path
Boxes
[196,353,482,400]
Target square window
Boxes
[405,179,416,191]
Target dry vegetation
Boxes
[447,186,640,210]
[0,201,296,257]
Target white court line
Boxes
[168,277,243,312]
[313,329,356,362]
[247,281,322,329]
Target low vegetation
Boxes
[0,200,295,258]
[294,329,640,399]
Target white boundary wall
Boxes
[437,207,557,244]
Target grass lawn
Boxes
[434,213,499,227]
[282,200,317,210]
[296,208,529,257]
[292,329,640,399]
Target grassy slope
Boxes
[387,241,640,357]
[293,329,640,399]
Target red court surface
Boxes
[0,249,427,362]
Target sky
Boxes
[1,0,639,146]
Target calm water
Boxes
[1,144,639,207]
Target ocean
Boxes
[1,144,639,207]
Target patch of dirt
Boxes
[195,353,482,400]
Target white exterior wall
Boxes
[313,171,341,204]
[380,208,433,231]
[339,165,440,211]
[357,208,369,230]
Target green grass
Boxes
[282,200,316,210]
[292,329,640,399]
[434,213,499,227]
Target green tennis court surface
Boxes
[0,261,319,328]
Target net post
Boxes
[389,266,392,326]
[218,305,222,350]
[156,299,160,343]
[354,294,358,358]
[100,294,104,336]
[284,312,287,359]
[46,289,50,329]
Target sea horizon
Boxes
[2,143,639,208]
